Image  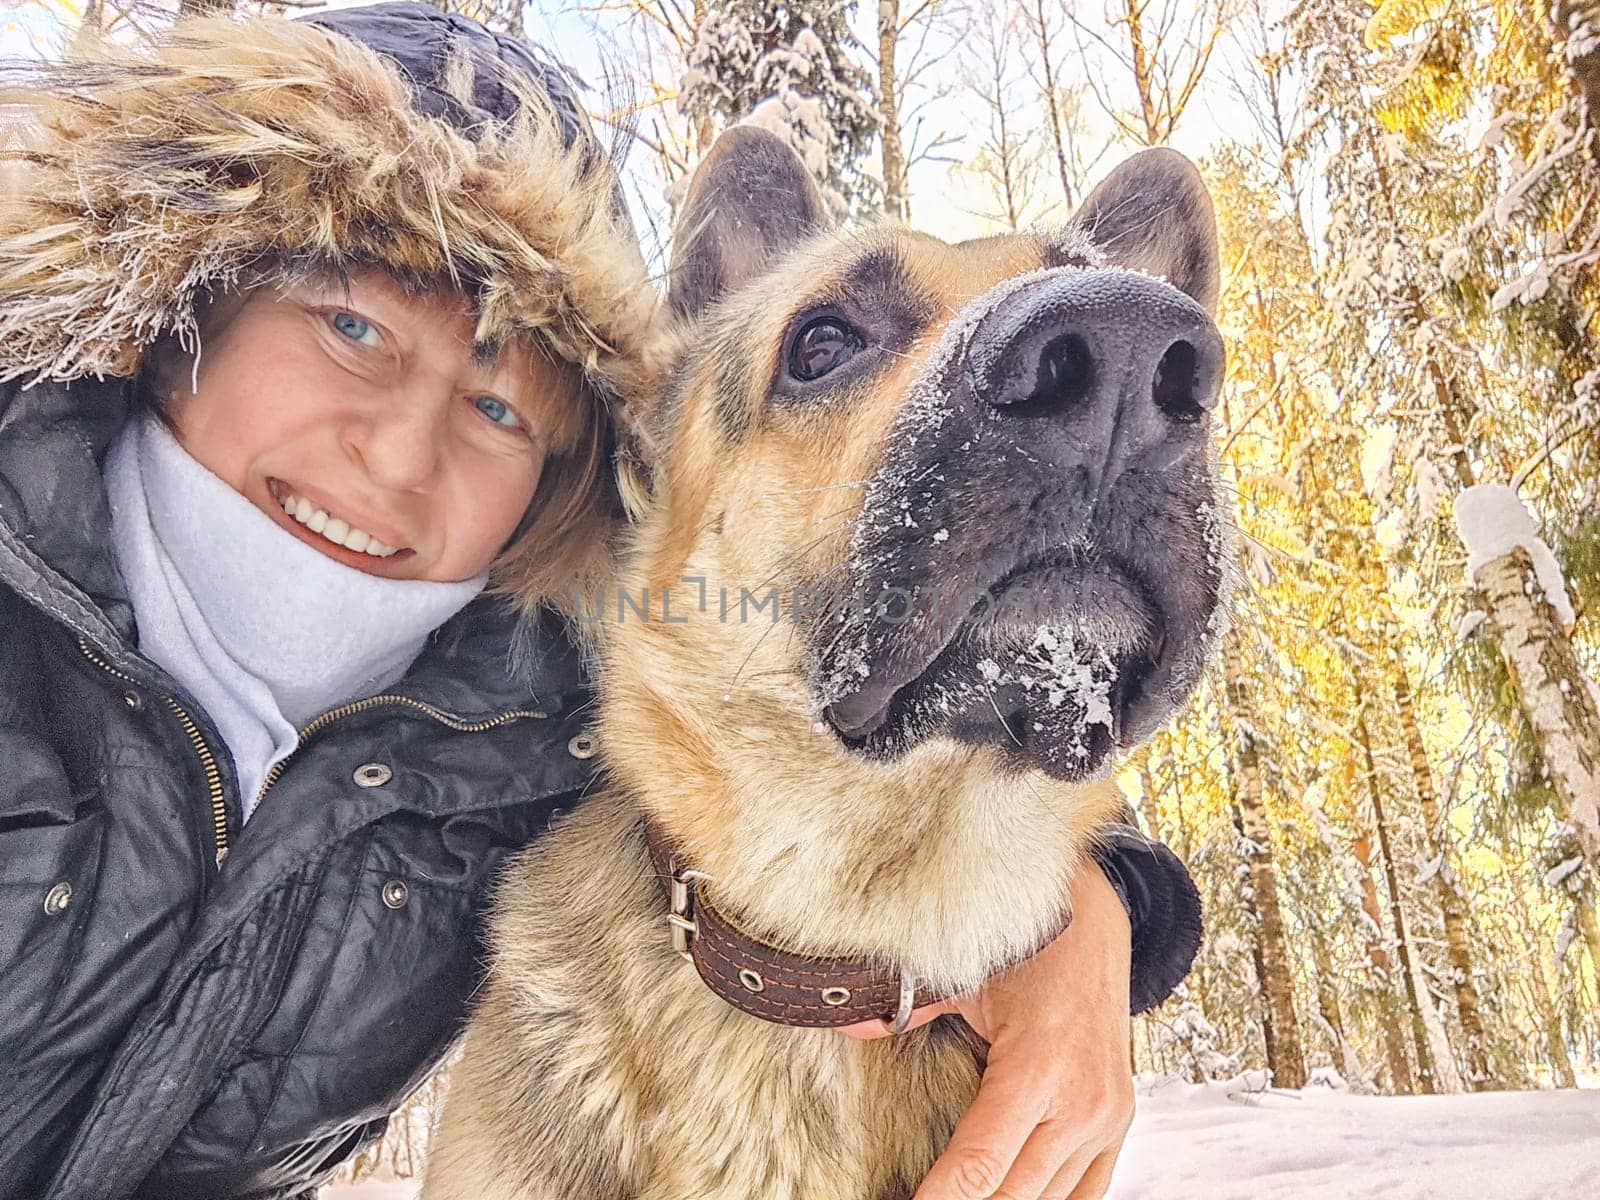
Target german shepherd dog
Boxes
[424,130,1229,1200]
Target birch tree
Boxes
[874,0,961,220]
[1067,0,1233,146]
[958,1,1042,229]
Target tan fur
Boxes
[425,226,1139,1199]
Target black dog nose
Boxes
[965,269,1224,487]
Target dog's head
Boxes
[604,128,1230,792]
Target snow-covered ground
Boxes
[1110,1076,1599,1198]
[326,1079,1600,1200]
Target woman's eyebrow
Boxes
[470,338,504,370]
[282,278,361,313]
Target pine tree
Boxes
[680,0,877,212]
[1156,987,1243,1083]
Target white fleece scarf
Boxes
[104,416,486,819]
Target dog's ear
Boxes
[1063,148,1220,317]
[668,126,831,320]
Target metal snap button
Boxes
[381,879,409,909]
[738,968,765,993]
[821,986,852,1006]
[353,762,393,788]
[44,882,73,916]
[567,733,597,759]
[122,691,142,711]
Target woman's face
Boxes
[164,269,562,582]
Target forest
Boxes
[14,0,1600,1186]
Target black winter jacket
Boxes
[0,375,599,1199]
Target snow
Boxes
[744,92,830,180]
[1109,1078,1600,1199]
[1413,850,1444,885]
[1451,485,1575,627]
[1374,509,1406,556]
[1489,115,1588,233]
[1474,110,1513,150]
[328,1184,415,1200]
[1576,366,1599,405]
[1569,7,1600,61]
[1411,453,1443,522]
[1557,911,1579,961]
[1359,424,1396,498]
[324,1083,1600,1200]
[1546,855,1584,888]
[1490,261,1552,311]
[1439,246,1470,282]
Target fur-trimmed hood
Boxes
[0,8,662,420]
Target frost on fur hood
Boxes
[0,14,662,422]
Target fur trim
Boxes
[0,15,662,423]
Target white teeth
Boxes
[274,488,401,558]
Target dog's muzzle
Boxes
[814,267,1228,779]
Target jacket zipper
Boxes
[251,694,548,811]
[82,640,556,857]
[78,638,231,867]
[79,637,550,856]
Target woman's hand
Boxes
[839,864,1136,1200]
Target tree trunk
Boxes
[1358,711,1440,1093]
[1389,659,1493,1088]
[1028,0,1075,203]
[1554,2,1600,133]
[1222,658,1308,1089]
[1119,0,1163,143]
[996,91,1021,231]
[1576,885,1600,1002]
[692,0,715,155]
[878,0,908,220]
[1364,126,1600,866]
[1309,924,1363,1083]
[1473,547,1600,866]
[1350,829,1416,1092]
[1510,879,1579,1088]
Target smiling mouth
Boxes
[265,478,413,562]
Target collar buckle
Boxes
[666,860,712,962]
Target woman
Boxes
[0,5,1199,1198]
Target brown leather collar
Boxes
[642,819,1070,1031]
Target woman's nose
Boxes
[343,393,451,492]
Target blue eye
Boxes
[473,395,522,429]
[330,311,380,347]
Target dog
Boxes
[423,129,1230,1200]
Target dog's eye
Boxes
[789,316,865,383]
